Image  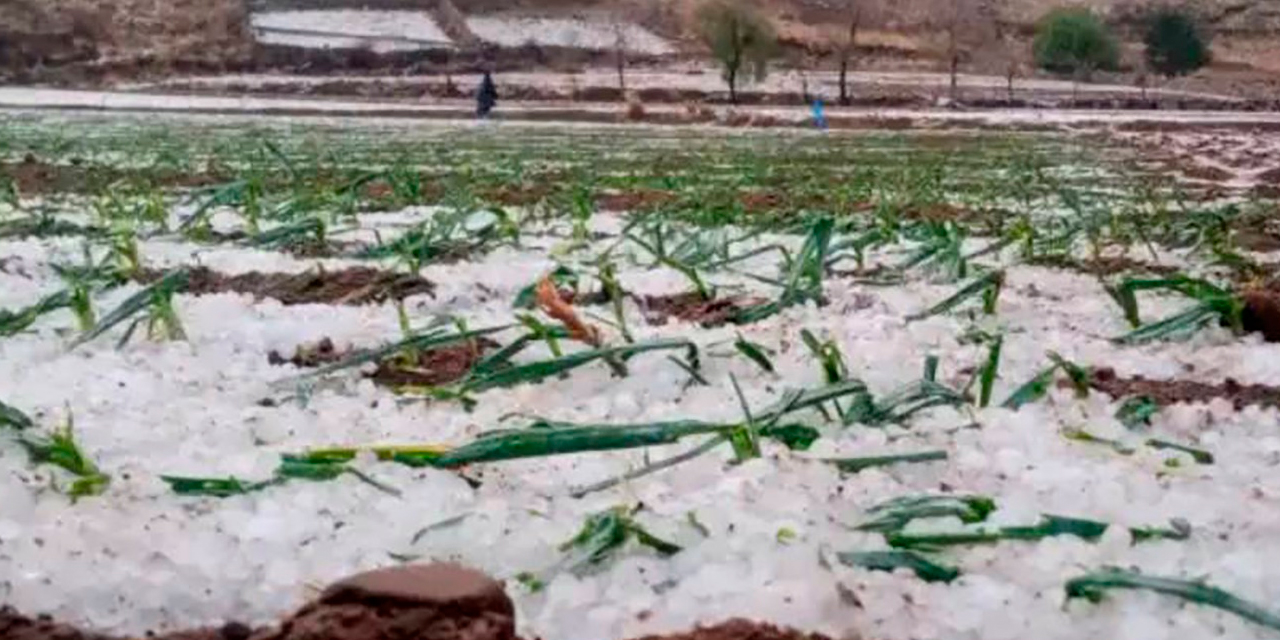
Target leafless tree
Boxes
[813,0,887,106]
[972,7,1022,102]
[1134,55,1150,103]
[935,0,1001,102]
[613,23,628,93]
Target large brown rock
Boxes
[254,563,516,640]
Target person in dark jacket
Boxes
[477,71,498,119]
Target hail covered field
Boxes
[2,110,1280,640]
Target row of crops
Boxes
[2,112,1279,640]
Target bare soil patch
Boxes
[597,189,674,212]
[201,229,360,259]
[1027,254,1180,277]
[269,335,498,388]
[369,339,498,388]
[902,202,979,223]
[1256,167,1280,185]
[0,607,253,640]
[1178,163,1236,183]
[1083,366,1280,409]
[1233,228,1280,252]
[138,266,435,306]
[1241,284,1280,342]
[1,158,220,195]
[1,605,831,640]
[1114,121,1280,134]
[627,620,835,640]
[638,292,762,327]
[1251,183,1280,199]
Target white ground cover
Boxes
[249,10,453,52]
[464,18,673,56]
[2,201,1280,640]
[7,88,1280,129]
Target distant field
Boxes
[3,111,1280,640]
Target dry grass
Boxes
[774,20,925,56]
[1,0,251,74]
[1211,37,1280,76]
[94,0,252,63]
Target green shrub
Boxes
[1144,7,1210,77]
[1033,8,1120,77]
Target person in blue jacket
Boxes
[811,96,828,131]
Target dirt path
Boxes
[126,69,1244,103]
[4,88,1280,130]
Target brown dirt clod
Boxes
[268,336,496,388]
[255,563,516,640]
[596,189,673,212]
[1,159,220,195]
[1241,286,1280,343]
[639,293,760,328]
[140,267,435,307]
[625,619,835,640]
[322,564,512,612]
[370,339,499,388]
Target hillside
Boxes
[4,0,1280,87]
[246,0,1280,35]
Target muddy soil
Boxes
[1241,284,1280,342]
[369,340,499,388]
[639,292,762,327]
[1177,162,1236,183]
[202,230,360,259]
[0,606,828,640]
[1114,121,1280,134]
[1085,366,1280,409]
[900,202,979,223]
[139,267,435,306]
[1027,254,1180,276]
[1,157,221,195]
[269,336,497,388]
[596,189,675,212]
[628,620,834,640]
[481,183,824,215]
[1,563,835,640]
[1252,183,1280,200]
[1257,167,1280,185]
[1232,229,1280,253]
[0,607,253,640]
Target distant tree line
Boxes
[689,0,1212,104]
